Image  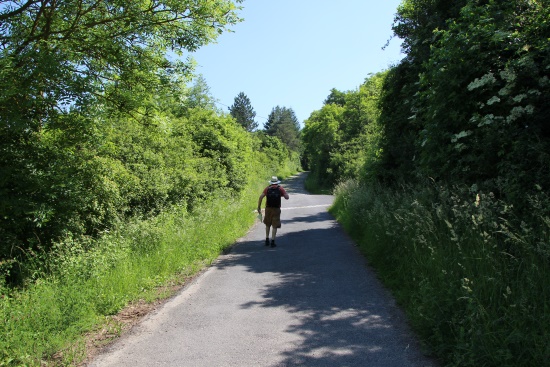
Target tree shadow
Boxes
[214,171,437,366]
[280,212,334,225]
[216,226,438,367]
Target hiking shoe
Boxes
[271,240,276,248]
[265,238,270,246]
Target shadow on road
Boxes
[281,212,333,224]
[216,228,436,367]
[88,171,436,367]
[214,171,436,366]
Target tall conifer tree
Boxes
[229,92,258,131]
[265,106,301,151]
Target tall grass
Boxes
[330,179,550,367]
[0,172,275,366]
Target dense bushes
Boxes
[0,0,247,283]
[0,104,298,285]
[378,0,550,200]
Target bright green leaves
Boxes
[302,72,387,188]
[0,1,246,267]
[0,0,242,130]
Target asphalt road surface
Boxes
[90,173,437,367]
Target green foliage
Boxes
[380,0,550,202]
[393,0,467,61]
[0,0,242,131]
[0,0,244,272]
[252,132,301,178]
[301,72,386,189]
[229,92,258,132]
[376,60,423,181]
[0,172,262,366]
[323,88,347,106]
[186,109,253,193]
[0,99,254,268]
[302,1,550,366]
[264,106,301,151]
[0,136,296,366]
[183,74,220,111]
[302,104,343,187]
[331,180,550,367]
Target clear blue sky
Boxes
[190,1,404,127]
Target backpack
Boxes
[266,185,282,207]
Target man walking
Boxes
[258,176,289,247]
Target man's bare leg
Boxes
[265,225,271,246]
[270,227,278,247]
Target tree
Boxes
[302,73,386,187]
[324,88,347,106]
[0,0,242,131]
[302,104,343,186]
[264,106,301,151]
[0,0,243,262]
[229,92,258,131]
[185,75,218,111]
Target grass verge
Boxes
[0,172,280,366]
[329,179,550,367]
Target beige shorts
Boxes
[263,207,281,228]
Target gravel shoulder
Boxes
[88,173,438,367]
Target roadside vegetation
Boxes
[0,159,299,366]
[302,1,550,366]
[3,0,549,366]
[0,1,301,365]
[330,181,549,367]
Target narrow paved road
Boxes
[90,173,437,367]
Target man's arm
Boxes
[281,187,289,200]
[257,193,265,213]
